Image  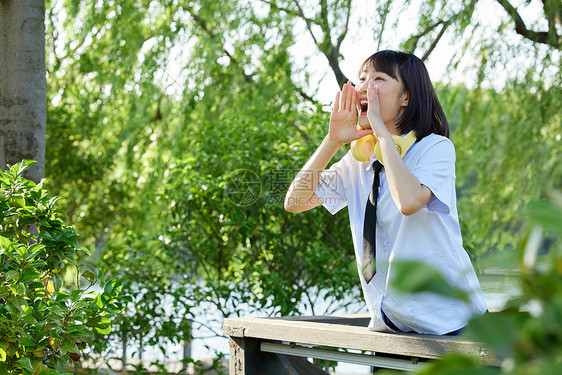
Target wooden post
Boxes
[229,337,262,375]
[122,332,128,371]
[139,332,143,367]
[182,340,192,372]
[182,318,192,374]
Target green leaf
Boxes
[27,260,47,268]
[16,357,34,373]
[10,196,25,208]
[79,245,91,256]
[416,353,488,375]
[17,160,37,175]
[103,279,122,297]
[94,325,112,335]
[20,269,41,283]
[40,231,54,241]
[390,260,470,302]
[70,289,83,302]
[94,268,103,280]
[16,244,27,256]
[464,310,528,353]
[25,244,45,261]
[94,294,104,308]
[6,270,20,281]
[62,340,79,353]
[55,291,71,303]
[22,315,38,324]
[0,236,11,250]
[0,347,5,362]
[38,370,60,375]
[81,271,95,282]
[19,336,36,346]
[525,198,562,234]
[96,316,111,325]
[53,273,64,292]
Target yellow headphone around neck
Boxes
[350,131,417,163]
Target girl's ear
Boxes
[400,90,410,107]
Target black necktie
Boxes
[362,160,384,283]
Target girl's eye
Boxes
[374,77,383,81]
[359,77,366,82]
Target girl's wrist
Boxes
[368,117,388,138]
[376,131,393,141]
[372,125,392,141]
[376,132,395,148]
[325,134,344,149]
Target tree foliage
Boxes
[44,0,362,365]
[42,0,561,368]
[453,78,561,254]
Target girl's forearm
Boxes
[377,134,433,216]
[284,135,343,213]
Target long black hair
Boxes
[359,50,449,139]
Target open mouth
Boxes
[360,99,368,114]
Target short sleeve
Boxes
[412,139,456,214]
[315,153,351,215]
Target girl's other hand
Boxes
[329,82,373,144]
[366,80,387,137]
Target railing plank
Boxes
[223,314,499,366]
[261,342,422,371]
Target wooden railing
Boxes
[223,314,500,374]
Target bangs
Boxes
[359,50,402,79]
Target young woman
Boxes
[285,50,487,335]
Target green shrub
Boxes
[415,193,562,374]
[0,161,128,375]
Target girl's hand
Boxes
[367,80,390,138]
[329,82,373,144]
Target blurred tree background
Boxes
[38,0,560,370]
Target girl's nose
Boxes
[356,81,367,93]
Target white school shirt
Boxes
[315,133,487,335]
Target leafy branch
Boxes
[262,0,352,87]
[496,0,561,49]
